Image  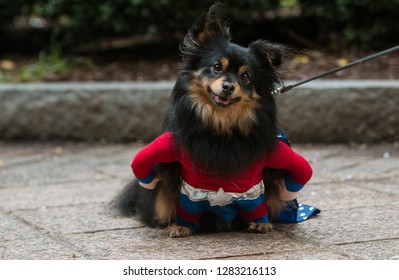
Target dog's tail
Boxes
[110,163,181,227]
[110,179,161,226]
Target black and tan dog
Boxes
[112,4,312,237]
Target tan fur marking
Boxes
[220,57,229,70]
[155,183,177,224]
[210,77,224,94]
[265,178,288,220]
[197,22,221,44]
[197,25,214,44]
[238,65,249,76]
[197,32,207,44]
[167,224,192,238]
[247,222,273,233]
[189,79,260,135]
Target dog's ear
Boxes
[188,3,231,46]
[249,40,285,68]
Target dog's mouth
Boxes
[209,89,241,107]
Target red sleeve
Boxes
[265,141,312,191]
[131,132,177,183]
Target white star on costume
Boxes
[208,188,234,206]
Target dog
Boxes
[112,4,312,237]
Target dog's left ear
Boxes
[249,40,284,68]
[188,3,231,46]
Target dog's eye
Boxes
[240,72,250,84]
[213,63,223,73]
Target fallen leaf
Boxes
[293,55,310,64]
[337,58,349,66]
[54,146,64,154]
[0,59,16,71]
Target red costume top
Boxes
[131,132,312,193]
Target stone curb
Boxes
[1,80,398,143]
[276,80,399,143]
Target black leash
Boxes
[273,45,399,96]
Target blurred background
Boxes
[1,0,398,82]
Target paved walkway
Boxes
[0,141,398,260]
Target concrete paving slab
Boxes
[291,144,398,188]
[221,249,350,260]
[0,163,109,188]
[331,239,399,260]
[298,181,399,211]
[0,213,77,259]
[0,142,398,260]
[12,203,143,234]
[363,179,399,195]
[65,228,316,260]
[0,179,122,212]
[275,204,399,245]
[328,157,399,182]
[0,142,137,188]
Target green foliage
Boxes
[1,0,398,50]
[0,0,29,26]
[280,0,298,8]
[1,0,280,47]
[299,0,399,49]
[0,44,93,83]
[19,44,67,81]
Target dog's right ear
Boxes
[249,40,285,68]
[186,3,231,47]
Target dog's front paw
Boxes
[167,224,193,238]
[247,222,273,233]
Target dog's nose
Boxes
[222,81,235,95]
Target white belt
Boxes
[180,180,264,207]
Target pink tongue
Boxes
[216,96,230,105]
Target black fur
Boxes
[112,4,287,231]
[165,8,283,177]
[112,179,158,226]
